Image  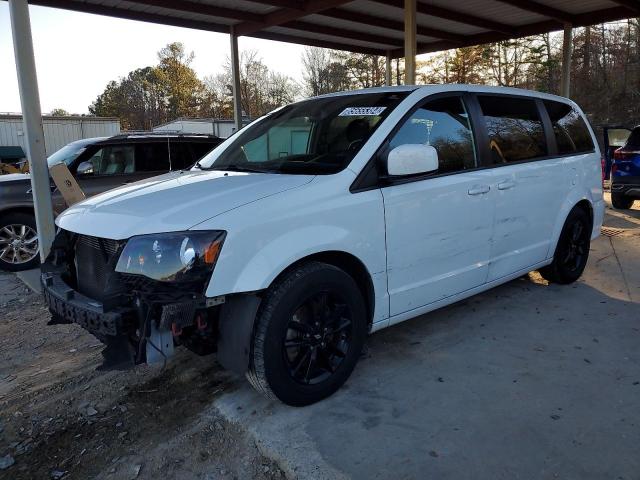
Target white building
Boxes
[153,118,248,139]
[0,114,121,158]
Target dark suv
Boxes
[0,133,222,271]
[610,125,640,209]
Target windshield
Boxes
[47,142,91,168]
[198,92,410,174]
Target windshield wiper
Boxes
[209,164,270,173]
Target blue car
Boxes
[610,126,640,209]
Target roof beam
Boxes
[124,0,264,23]
[243,0,305,10]
[609,0,640,15]
[252,30,384,55]
[235,0,354,36]
[368,0,516,35]
[319,8,466,44]
[390,6,637,57]
[282,20,403,47]
[492,0,575,24]
[29,0,230,33]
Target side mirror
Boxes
[387,144,439,176]
[76,161,94,175]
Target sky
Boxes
[0,3,306,114]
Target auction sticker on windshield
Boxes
[339,107,387,116]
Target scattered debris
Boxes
[0,454,15,470]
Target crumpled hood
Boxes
[56,170,314,239]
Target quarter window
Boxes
[543,101,594,154]
[478,96,547,163]
[389,96,477,174]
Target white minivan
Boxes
[42,85,604,406]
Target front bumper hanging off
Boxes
[42,271,126,337]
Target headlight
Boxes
[115,231,225,284]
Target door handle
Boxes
[468,185,490,196]
[497,180,516,190]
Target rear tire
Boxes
[539,208,591,284]
[0,212,40,272]
[611,193,634,210]
[247,261,367,406]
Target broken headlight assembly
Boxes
[115,231,225,285]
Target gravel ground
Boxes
[0,273,285,480]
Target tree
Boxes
[89,42,208,130]
[49,108,69,116]
[155,42,206,120]
[90,67,165,130]
[301,47,350,96]
[220,50,298,118]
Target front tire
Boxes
[539,208,591,284]
[247,262,367,406]
[611,193,635,210]
[0,212,40,272]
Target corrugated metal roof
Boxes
[29,0,638,57]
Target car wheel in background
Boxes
[247,261,367,406]
[539,207,591,285]
[611,193,635,210]
[0,212,40,272]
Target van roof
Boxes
[314,84,575,106]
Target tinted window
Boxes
[79,145,135,175]
[544,101,594,154]
[169,141,195,170]
[479,96,547,163]
[622,127,640,149]
[190,142,218,161]
[135,142,170,172]
[389,96,477,174]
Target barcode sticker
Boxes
[339,107,387,116]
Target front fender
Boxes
[208,224,363,295]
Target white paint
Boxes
[56,84,603,332]
[387,144,438,176]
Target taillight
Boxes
[613,148,637,160]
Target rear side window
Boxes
[389,96,477,174]
[624,127,640,149]
[544,101,594,154]
[190,142,218,161]
[169,141,195,170]
[478,96,547,163]
[134,142,170,172]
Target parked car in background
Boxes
[42,85,603,406]
[0,133,222,271]
[602,126,631,181]
[610,125,640,209]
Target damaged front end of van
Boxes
[40,227,248,370]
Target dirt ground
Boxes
[0,275,284,480]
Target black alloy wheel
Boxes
[284,291,353,386]
[539,207,591,284]
[247,261,367,406]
